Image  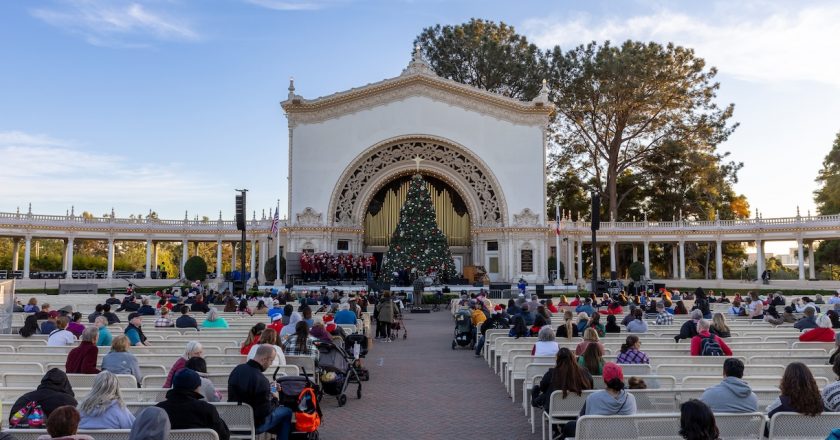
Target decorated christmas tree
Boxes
[381,174,457,283]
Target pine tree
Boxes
[381,174,457,283]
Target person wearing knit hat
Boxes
[559,362,637,438]
[156,369,230,440]
[474,303,511,357]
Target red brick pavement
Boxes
[317,309,541,439]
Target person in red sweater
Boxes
[604,301,623,315]
[268,313,284,334]
[690,319,733,356]
[799,315,837,342]
[240,323,266,355]
[66,327,100,374]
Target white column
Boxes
[65,237,74,279]
[609,241,617,274]
[796,238,804,280]
[250,239,257,282]
[216,238,223,279]
[643,241,650,279]
[755,239,764,281]
[672,244,679,279]
[632,245,638,263]
[808,241,816,279]
[11,238,20,272]
[715,239,723,280]
[181,239,188,279]
[567,238,575,283]
[106,238,115,279]
[508,235,516,280]
[144,239,152,279]
[23,236,31,279]
[258,239,267,284]
[576,239,583,283]
[678,240,686,280]
[594,244,601,280]
[231,242,237,274]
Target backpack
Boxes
[9,401,45,428]
[294,387,321,433]
[700,334,724,356]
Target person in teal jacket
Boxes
[94,316,112,347]
[201,308,229,329]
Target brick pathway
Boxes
[317,308,540,439]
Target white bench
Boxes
[573,412,766,440]
[767,411,840,440]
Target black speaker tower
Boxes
[590,192,600,295]
[235,189,248,292]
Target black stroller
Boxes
[452,309,474,349]
[315,341,362,407]
[272,367,322,439]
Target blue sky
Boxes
[2,0,839,247]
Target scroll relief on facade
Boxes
[295,207,323,227]
[513,208,541,227]
[332,139,504,228]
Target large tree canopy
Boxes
[814,131,840,270]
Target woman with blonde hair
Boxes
[78,371,135,429]
[575,327,604,356]
[711,313,731,338]
[100,335,141,385]
[556,310,579,340]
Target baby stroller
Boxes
[272,367,322,439]
[315,341,362,407]
[452,309,474,349]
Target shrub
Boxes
[183,256,208,281]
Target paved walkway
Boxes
[318,309,540,439]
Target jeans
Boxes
[256,407,293,440]
[474,334,485,355]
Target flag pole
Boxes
[275,198,281,285]
[555,204,561,286]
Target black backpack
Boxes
[700,334,724,356]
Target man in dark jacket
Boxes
[137,298,156,316]
[102,303,120,324]
[228,345,292,439]
[674,309,703,342]
[176,306,199,330]
[87,304,103,323]
[116,296,139,312]
[157,369,230,440]
[9,368,77,420]
[474,306,510,356]
[190,295,210,313]
[105,292,121,306]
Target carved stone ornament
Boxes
[333,139,504,227]
[295,207,323,226]
[513,208,540,226]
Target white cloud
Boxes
[0,130,228,211]
[243,0,341,11]
[32,0,199,47]
[522,2,840,87]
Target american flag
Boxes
[554,205,561,236]
[270,207,279,235]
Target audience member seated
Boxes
[201,308,230,329]
[576,312,590,334]
[604,301,623,315]
[578,343,604,376]
[65,327,100,374]
[561,363,637,438]
[228,345,293,440]
[280,313,303,340]
[10,369,77,423]
[673,300,688,315]
[100,335,142,385]
[19,314,40,337]
[575,298,595,316]
[24,297,39,313]
[605,314,621,333]
[268,314,284,334]
[41,311,59,336]
[240,323,266,355]
[588,312,606,337]
[105,293,121,306]
[254,300,269,316]
[829,333,840,365]
[91,316,111,347]
[248,328,286,366]
[35,304,52,320]
[156,369,230,440]
[625,309,648,333]
[101,304,120,325]
[532,348,594,409]
[766,362,824,437]
[47,316,76,347]
[37,406,93,440]
[700,358,758,413]
[710,313,731,338]
[309,318,333,344]
[333,303,357,325]
[679,399,719,440]
[190,295,210,314]
[556,310,579,341]
[675,310,703,343]
[474,306,510,356]
[654,302,673,325]
[77,371,135,429]
[185,357,222,402]
[690,319,732,356]
[137,298,156,316]
[175,306,199,330]
[822,355,840,412]
[128,407,170,440]
[124,313,150,347]
[164,341,204,388]
[621,305,637,327]
[67,313,85,338]
[532,326,560,357]
[154,307,174,327]
[799,314,836,342]
[616,335,650,364]
[282,321,320,360]
[575,328,605,356]
[116,296,139,313]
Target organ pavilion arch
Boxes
[281,47,554,283]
